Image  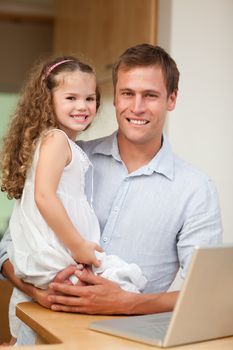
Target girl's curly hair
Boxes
[0,55,100,200]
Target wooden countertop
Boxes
[11,302,233,350]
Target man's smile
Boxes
[126,118,149,125]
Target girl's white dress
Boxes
[7,129,147,338]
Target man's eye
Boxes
[67,96,75,100]
[122,91,133,96]
[146,94,157,98]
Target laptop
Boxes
[89,245,233,347]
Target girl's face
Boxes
[52,70,97,140]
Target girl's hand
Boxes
[72,240,103,268]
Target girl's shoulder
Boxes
[37,128,72,165]
[37,129,72,160]
[42,128,69,140]
[39,128,71,147]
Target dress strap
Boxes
[90,163,94,208]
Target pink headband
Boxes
[44,59,73,79]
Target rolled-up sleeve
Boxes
[177,179,222,279]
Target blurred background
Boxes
[0,0,232,252]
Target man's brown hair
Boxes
[112,43,180,96]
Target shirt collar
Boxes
[147,135,174,180]
[92,131,174,180]
[92,131,121,160]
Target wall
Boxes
[158,0,233,244]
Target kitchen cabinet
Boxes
[54,0,157,81]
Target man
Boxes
[0,44,222,317]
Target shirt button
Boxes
[114,207,118,212]
[102,236,108,242]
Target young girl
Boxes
[0,56,147,345]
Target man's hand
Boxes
[48,268,134,314]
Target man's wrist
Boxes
[115,290,142,315]
[121,291,179,315]
[29,284,38,301]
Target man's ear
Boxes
[167,90,178,111]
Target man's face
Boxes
[114,65,177,147]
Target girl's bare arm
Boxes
[35,131,101,267]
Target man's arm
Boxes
[2,239,178,315]
[2,259,55,309]
[2,259,34,297]
[48,268,179,315]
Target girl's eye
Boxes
[86,96,96,102]
[67,96,75,100]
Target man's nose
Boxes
[131,95,145,115]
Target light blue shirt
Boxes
[78,132,222,292]
[0,132,222,292]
